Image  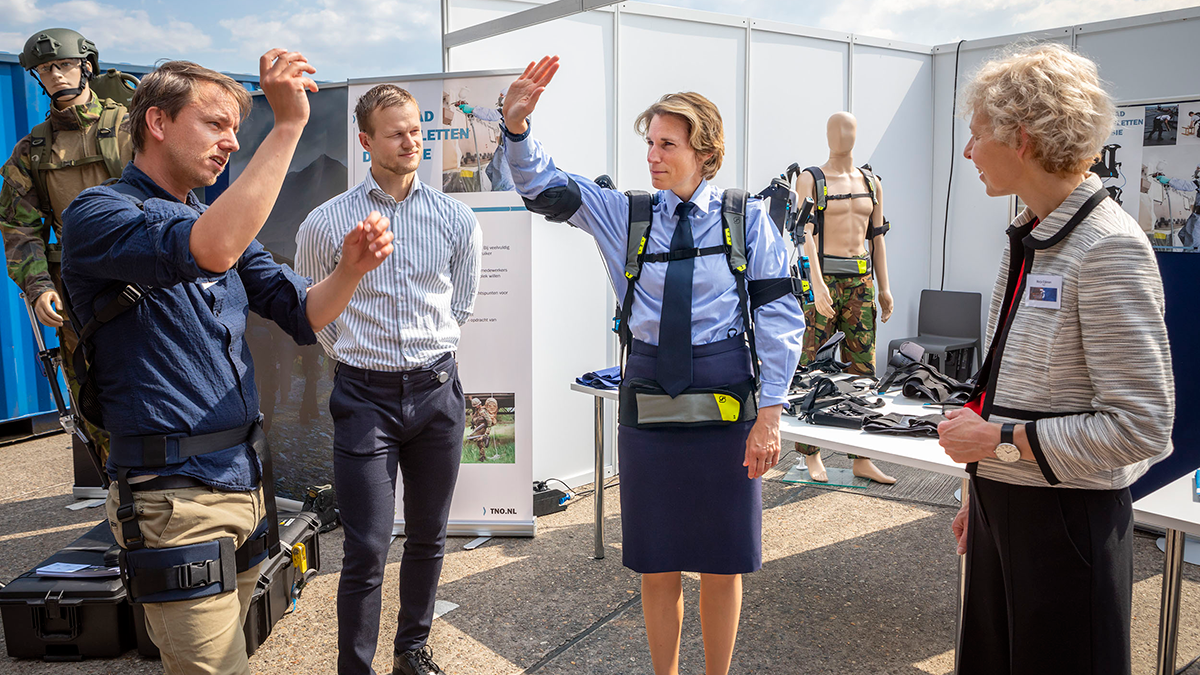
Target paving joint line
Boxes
[522,593,642,673]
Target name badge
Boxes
[1025,273,1062,309]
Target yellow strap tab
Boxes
[291,542,308,574]
[857,259,868,274]
[714,393,740,422]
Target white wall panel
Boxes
[851,45,933,361]
[450,0,617,487]
[1076,20,1200,103]
[747,31,847,192]
[618,12,746,191]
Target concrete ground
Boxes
[2,433,1199,675]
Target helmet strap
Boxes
[47,61,90,106]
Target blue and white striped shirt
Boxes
[295,170,483,370]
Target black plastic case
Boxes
[0,521,135,661]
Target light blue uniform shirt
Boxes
[505,131,805,408]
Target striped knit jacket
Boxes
[972,175,1174,490]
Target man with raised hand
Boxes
[61,50,394,674]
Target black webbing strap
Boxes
[125,538,236,598]
[747,277,800,311]
[115,465,144,550]
[825,192,873,201]
[638,244,727,264]
[249,421,281,561]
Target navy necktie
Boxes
[656,201,695,397]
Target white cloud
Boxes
[219,0,441,80]
[0,0,212,60]
[0,0,44,24]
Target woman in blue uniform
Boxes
[503,56,804,675]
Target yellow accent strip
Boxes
[857,259,868,274]
[714,393,740,422]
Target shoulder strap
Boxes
[803,167,826,212]
[616,190,654,364]
[721,188,749,274]
[28,120,55,217]
[720,188,760,386]
[623,190,653,281]
[96,101,126,180]
[105,179,147,208]
[858,165,878,206]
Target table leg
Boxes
[1156,528,1186,675]
[954,476,969,673]
[593,396,605,560]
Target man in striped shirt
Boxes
[296,84,482,675]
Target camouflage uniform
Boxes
[796,264,876,457]
[0,94,133,462]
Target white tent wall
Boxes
[848,43,935,363]
[931,7,1200,341]
[447,0,940,483]
[449,0,619,488]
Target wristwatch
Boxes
[994,423,1020,463]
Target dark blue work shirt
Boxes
[61,163,318,490]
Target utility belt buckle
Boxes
[177,559,220,590]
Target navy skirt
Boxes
[618,336,761,575]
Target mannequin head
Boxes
[826,112,857,154]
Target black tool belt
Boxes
[112,417,279,604]
[619,377,758,429]
[821,255,872,277]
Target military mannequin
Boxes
[0,28,134,464]
[793,112,896,484]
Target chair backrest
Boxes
[917,289,982,339]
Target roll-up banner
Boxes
[348,73,536,537]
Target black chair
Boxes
[886,290,982,381]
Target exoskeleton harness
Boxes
[522,177,805,427]
[61,181,280,604]
[802,165,889,275]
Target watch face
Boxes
[994,443,1021,463]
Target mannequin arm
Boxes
[870,176,892,323]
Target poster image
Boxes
[1098,99,1200,248]
[441,76,515,194]
[1144,105,1179,147]
[462,393,516,464]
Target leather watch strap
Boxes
[1001,423,1015,445]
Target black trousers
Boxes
[331,356,464,675]
[958,475,1133,675]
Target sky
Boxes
[1,0,1196,80]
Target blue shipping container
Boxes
[0,53,258,424]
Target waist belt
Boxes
[619,376,757,428]
[113,418,280,604]
[110,421,257,468]
[822,255,872,277]
[129,475,207,492]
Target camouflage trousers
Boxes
[796,272,876,458]
[50,265,110,465]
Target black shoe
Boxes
[392,646,445,675]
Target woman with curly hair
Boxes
[937,43,1174,674]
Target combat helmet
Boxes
[19,28,100,103]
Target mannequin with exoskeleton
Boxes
[792,112,897,485]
